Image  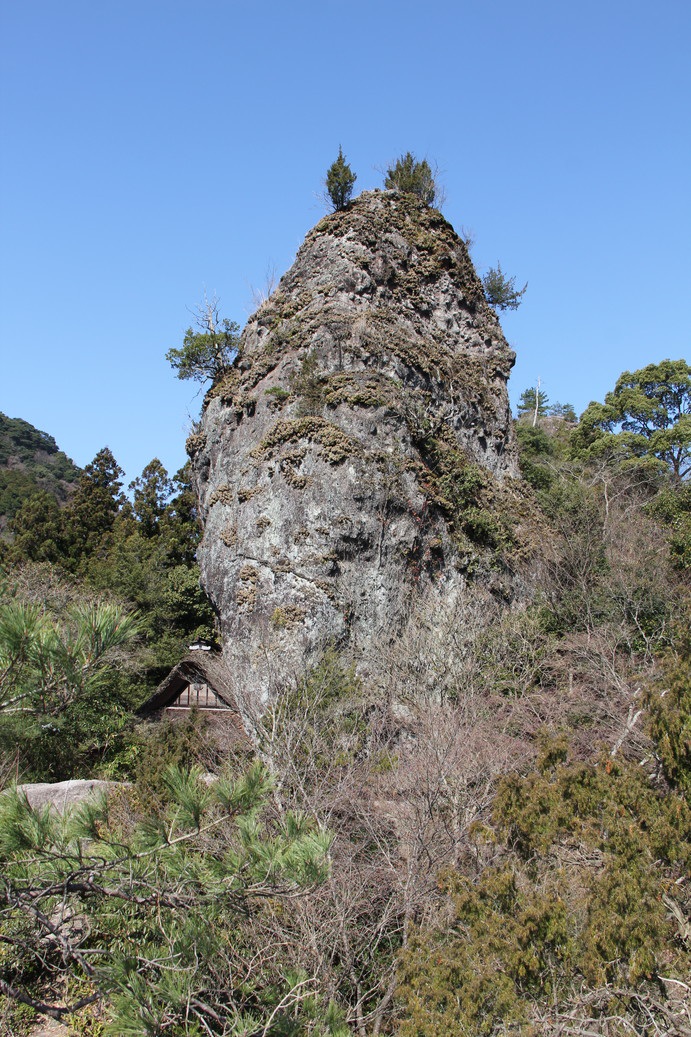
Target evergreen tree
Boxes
[159,463,202,566]
[8,491,64,563]
[62,447,126,566]
[82,458,215,672]
[0,763,334,1031]
[646,480,691,570]
[482,262,528,310]
[0,598,141,716]
[129,458,174,538]
[166,298,240,384]
[325,146,357,211]
[575,359,691,480]
[384,152,437,205]
[550,401,577,422]
[646,601,691,795]
[517,385,549,425]
[0,597,142,778]
[515,424,558,490]
[396,743,690,1037]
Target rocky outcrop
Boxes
[190,190,526,714]
[11,779,122,812]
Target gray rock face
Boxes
[191,191,521,713]
[12,779,121,812]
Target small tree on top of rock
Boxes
[325,147,357,211]
[384,152,437,205]
[483,262,528,311]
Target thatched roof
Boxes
[138,651,239,715]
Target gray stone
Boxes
[13,779,121,812]
[27,1016,71,1036]
[191,191,525,716]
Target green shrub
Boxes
[396,741,690,1035]
[384,152,437,205]
[0,760,333,1033]
[646,601,691,796]
[264,385,290,402]
[515,423,557,490]
[646,481,691,570]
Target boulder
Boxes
[191,191,530,715]
[13,779,121,812]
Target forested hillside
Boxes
[0,444,216,782]
[0,413,80,531]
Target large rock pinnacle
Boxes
[190,190,522,714]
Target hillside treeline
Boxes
[0,413,80,531]
[0,443,215,781]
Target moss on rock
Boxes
[257,417,356,465]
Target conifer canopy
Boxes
[384,152,437,205]
[325,146,357,211]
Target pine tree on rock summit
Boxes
[384,152,437,205]
[325,146,357,211]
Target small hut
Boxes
[139,648,246,742]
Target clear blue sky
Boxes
[1,0,689,484]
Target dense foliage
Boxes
[0,598,142,779]
[647,606,691,798]
[398,740,691,1036]
[0,441,215,782]
[2,361,691,1033]
[384,152,437,205]
[0,413,80,526]
[0,762,339,1035]
[575,359,691,479]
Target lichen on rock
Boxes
[191,190,530,716]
